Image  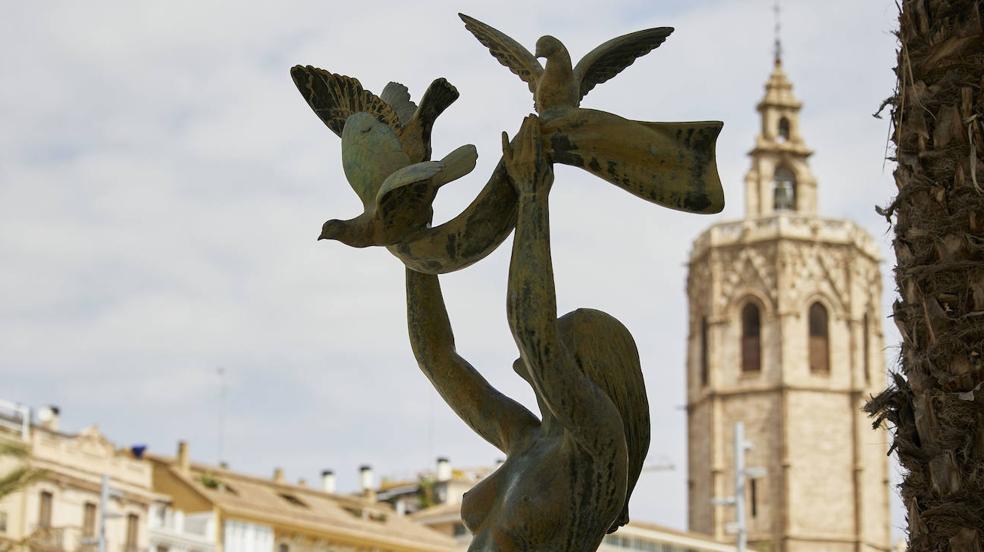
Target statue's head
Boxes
[534,35,565,59]
[512,308,650,533]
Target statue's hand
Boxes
[502,115,553,196]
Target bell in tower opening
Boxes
[778,116,791,142]
[773,166,796,211]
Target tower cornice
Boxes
[748,141,814,158]
[688,215,881,265]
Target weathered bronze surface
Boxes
[291,67,476,248]
[292,14,724,551]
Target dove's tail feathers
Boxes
[414,78,460,146]
[433,145,478,188]
[380,82,417,125]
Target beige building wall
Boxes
[0,415,159,552]
[686,57,891,552]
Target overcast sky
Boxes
[1,0,904,538]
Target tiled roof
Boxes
[149,455,457,552]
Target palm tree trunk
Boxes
[865,1,984,551]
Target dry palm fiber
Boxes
[866,0,984,550]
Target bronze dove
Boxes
[290,66,477,247]
[459,13,672,117]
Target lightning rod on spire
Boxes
[773,0,783,66]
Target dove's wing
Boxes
[402,78,461,162]
[381,82,417,125]
[414,78,459,131]
[375,161,445,235]
[573,27,673,101]
[431,144,478,187]
[376,161,444,206]
[291,65,402,137]
[459,13,543,94]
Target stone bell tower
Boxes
[684,51,892,552]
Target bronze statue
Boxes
[407,116,650,550]
[290,13,724,552]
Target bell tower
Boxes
[683,42,892,552]
[743,57,817,218]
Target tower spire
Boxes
[773,0,783,66]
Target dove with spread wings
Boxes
[459,13,672,117]
[457,14,725,216]
[291,66,477,248]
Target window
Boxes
[0,511,7,533]
[700,316,709,386]
[38,491,53,528]
[809,302,830,374]
[278,544,289,552]
[156,547,169,552]
[278,493,308,508]
[778,116,791,142]
[83,502,96,537]
[773,166,797,211]
[741,302,762,373]
[750,479,759,518]
[863,312,871,383]
[125,513,139,550]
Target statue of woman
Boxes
[405,116,651,551]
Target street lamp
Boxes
[711,422,767,552]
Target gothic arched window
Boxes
[778,116,791,142]
[809,302,830,374]
[773,166,797,211]
[741,302,761,373]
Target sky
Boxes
[1,0,904,538]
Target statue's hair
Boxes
[556,308,651,533]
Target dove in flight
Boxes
[291,66,477,247]
[459,13,673,117]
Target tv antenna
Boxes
[217,367,227,464]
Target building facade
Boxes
[684,56,892,552]
[0,401,158,552]
[0,402,458,552]
[148,442,458,552]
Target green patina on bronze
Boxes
[291,13,725,552]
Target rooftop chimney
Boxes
[321,470,336,494]
[297,478,307,487]
[273,467,285,484]
[36,405,60,431]
[177,441,190,474]
[359,465,375,500]
[436,457,452,482]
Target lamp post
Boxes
[80,475,123,552]
[712,422,767,552]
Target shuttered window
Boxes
[83,502,96,537]
[38,491,53,528]
[741,303,762,373]
[809,302,830,374]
